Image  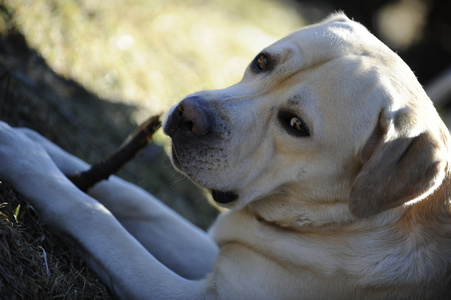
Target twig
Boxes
[68,115,162,192]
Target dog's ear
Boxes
[349,108,447,218]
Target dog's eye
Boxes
[289,117,309,136]
[254,53,268,71]
[278,110,310,137]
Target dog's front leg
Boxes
[17,126,218,279]
[35,184,208,299]
[0,122,211,299]
[87,177,218,279]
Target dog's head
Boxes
[164,13,450,224]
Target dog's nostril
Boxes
[181,120,194,132]
[176,97,211,136]
[176,102,184,116]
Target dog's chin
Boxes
[170,147,240,205]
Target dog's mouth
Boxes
[171,146,239,204]
[170,145,181,168]
[211,190,239,204]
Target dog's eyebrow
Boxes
[283,93,312,114]
[287,94,305,106]
[287,98,301,106]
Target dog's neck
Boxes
[247,171,451,232]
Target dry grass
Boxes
[0,181,111,299]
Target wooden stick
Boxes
[68,115,162,192]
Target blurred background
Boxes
[0,0,450,228]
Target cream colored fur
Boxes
[0,13,450,299]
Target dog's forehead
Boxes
[264,15,380,69]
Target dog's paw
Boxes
[0,122,63,190]
[17,127,90,175]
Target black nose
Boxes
[167,97,212,136]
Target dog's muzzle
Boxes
[164,96,239,204]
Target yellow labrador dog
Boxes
[0,13,450,299]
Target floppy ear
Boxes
[349,109,447,218]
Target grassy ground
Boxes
[0,0,303,298]
[0,182,111,299]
